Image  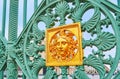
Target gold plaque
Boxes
[46,23,83,66]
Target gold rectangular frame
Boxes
[46,22,83,66]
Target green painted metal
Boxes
[34,0,38,11]
[23,0,27,27]
[0,34,7,79]
[1,0,7,78]
[0,0,120,79]
[2,0,7,36]
[7,0,19,79]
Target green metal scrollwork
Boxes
[0,34,7,79]
[43,67,58,79]
[0,0,120,79]
[72,66,90,79]
[16,0,120,79]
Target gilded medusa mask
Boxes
[46,23,83,66]
[49,30,78,61]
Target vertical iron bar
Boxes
[0,1,7,78]
[0,71,3,79]
[118,0,120,6]
[23,0,27,27]
[7,0,19,79]
[2,0,7,36]
[34,0,38,11]
[8,0,18,41]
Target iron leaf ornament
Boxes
[72,66,90,79]
[93,32,116,51]
[71,2,92,22]
[84,54,106,79]
[55,1,70,24]
[82,7,101,32]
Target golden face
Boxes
[49,30,78,61]
[56,37,68,54]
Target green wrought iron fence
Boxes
[0,0,120,79]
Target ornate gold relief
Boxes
[46,23,83,66]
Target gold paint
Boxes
[46,23,83,66]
